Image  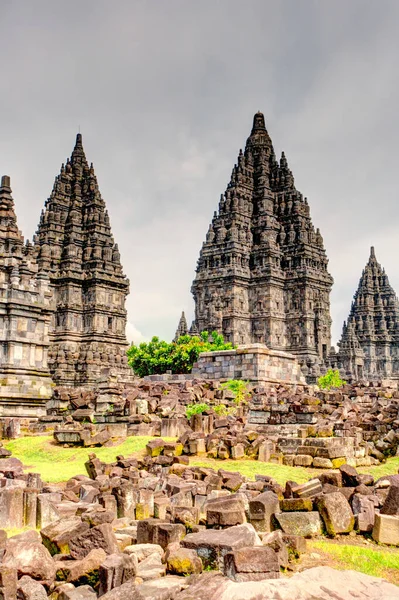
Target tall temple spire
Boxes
[337,247,399,380]
[34,135,132,386]
[0,175,54,417]
[191,112,333,377]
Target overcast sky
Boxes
[1,0,399,347]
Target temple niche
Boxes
[191,112,333,378]
[0,176,54,417]
[33,134,132,386]
[335,247,399,381]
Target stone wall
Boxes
[191,344,306,384]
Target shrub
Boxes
[220,379,251,405]
[127,331,233,377]
[318,369,346,390]
[213,404,237,417]
[186,403,209,419]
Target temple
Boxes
[33,134,132,386]
[191,112,333,377]
[335,247,399,381]
[173,311,188,342]
[0,176,54,417]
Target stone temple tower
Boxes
[0,176,54,417]
[191,112,333,377]
[336,247,399,381]
[33,135,131,386]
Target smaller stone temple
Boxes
[336,247,399,380]
[0,176,54,417]
[33,134,132,386]
[173,311,188,341]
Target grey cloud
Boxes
[1,0,399,345]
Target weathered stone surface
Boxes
[100,575,186,599]
[181,523,261,569]
[40,518,89,555]
[372,513,399,545]
[248,491,279,532]
[69,523,119,559]
[314,492,354,535]
[292,479,322,499]
[57,583,97,600]
[380,481,399,515]
[124,544,164,563]
[55,548,107,585]
[98,553,137,595]
[0,564,18,600]
[17,575,47,600]
[280,498,313,512]
[206,495,246,527]
[224,546,280,582]
[2,541,56,585]
[173,565,399,600]
[352,494,375,533]
[275,512,322,537]
[167,547,203,575]
[0,175,54,418]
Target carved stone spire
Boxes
[34,135,131,386]
[337,247,399,380]
[0,176,54,417]
[173,311,188,342]
[191,112,333,375]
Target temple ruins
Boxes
[191,112,333,379]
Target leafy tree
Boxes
[127,331,233,377]
[317,369,346,390]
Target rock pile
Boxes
[41,379,399,464]
[1,442,399,598]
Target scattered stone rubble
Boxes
[6,378,399,467]
[1,443,399,598]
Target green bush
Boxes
[220,379,251,405]
[127,331,233,377]
[213,404,236,417]
[318,369,346,390]
[186,403,210,419]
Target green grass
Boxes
[189,457,317,485]
[358,456,399,480]
[4,435,156,483]
[309,540,399,584]
[5,434,399,486]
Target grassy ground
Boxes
[358,456,399,479]
[4,435,156,483]
[308,540,399,584]
[4,435,399,485]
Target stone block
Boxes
[280,498,313,512]
[372,514,399,545]
[292,479,322,499]
[314,492,354,535]
[69,523,119,560]
[293,455,313,467]
[182,523,262,569]
[167,547,203,575]
[224,546,280,582]
[248,491,279,533]
[275,512,322,537]
[41,518,89,555]
[380,482,399,515]
[206,494,246,527]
